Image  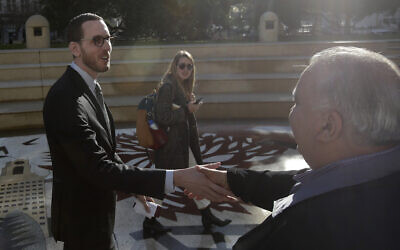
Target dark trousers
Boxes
[63,233,118,250]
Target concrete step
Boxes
[0,93,293,131]
[0,73,299,102]
[0,39,399,65]
[1,39,399,132]
[0,79,50,102]
[2,52,399,82]
[0,56,309,82]
[195,73,298,94]
[107,54,400,77]
[110,40,400,62]
[0,100,44,131]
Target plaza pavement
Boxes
[0,119,308,249]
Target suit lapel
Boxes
[93,82,112,141]
[68,66,114,148]
[84,90,113,143]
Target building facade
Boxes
[0,159,48,236]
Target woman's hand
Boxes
[190,93,196,102]
[187,101,201,113]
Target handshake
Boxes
[134,162,236,217]
[173,162,236,202]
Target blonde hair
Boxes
[160,50,196,100]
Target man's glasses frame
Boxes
[80,35,115,47]
[178,63,193,71]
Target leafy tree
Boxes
[303,0,400,34]
[113,0,232,41]
[40,0,235,41]
[40,0,399,42]
[246,0,400,35]
[40,0,117,39]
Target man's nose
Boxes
[103,39,112,52]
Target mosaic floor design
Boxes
[0,122,309,249]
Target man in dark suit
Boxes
[43,13,233,250]
[196,46,400,249]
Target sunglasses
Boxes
[80,35,115,47]
[178,63,193,71]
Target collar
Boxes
[272,144,400,218]
[70,62,98,95]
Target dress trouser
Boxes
[63,233,119,250]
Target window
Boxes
[34,27,42,36]
[12,166,24,175]
[265,21,274,30]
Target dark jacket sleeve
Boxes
[227,168,305,210]
[114,152,124,164]
[47,94,166,198]
[188,113,203,164]
[155,82,186,126]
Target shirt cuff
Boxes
[164,170,175,193]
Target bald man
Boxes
[198,46,400,249]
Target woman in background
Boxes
[143,50,231,235]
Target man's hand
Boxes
[173,162,237,202]
[196,165,230,190]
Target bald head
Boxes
[289,47,400,169]
[306,46,400,146]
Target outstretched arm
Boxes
[173,162,237,202]
[195,166,302,210]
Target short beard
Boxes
[81,48,109,73]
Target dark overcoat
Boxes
[154,77,203,169]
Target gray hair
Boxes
[308,46,400,145]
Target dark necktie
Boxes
[94,82,110,129]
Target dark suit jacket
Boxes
[228,161,400,249]
[43,66,166,249]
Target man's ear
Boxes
[317,110,342,143]
[69,41,81,58]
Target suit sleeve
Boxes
[227,168,305,210]
[50,97,166,198]
[113,152,124,164]
[154,83,186,126]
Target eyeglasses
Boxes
[178,63,193,71]
[80,35,114,47]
